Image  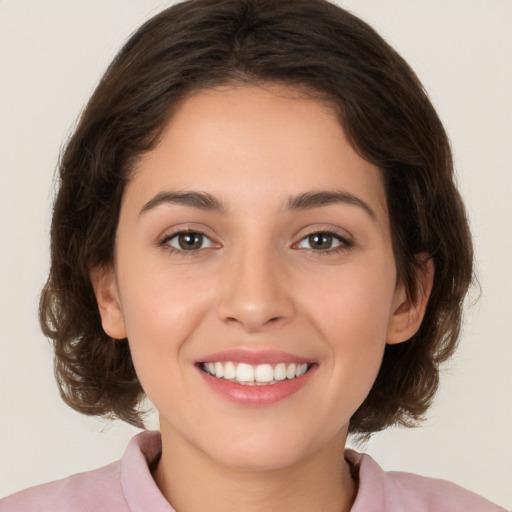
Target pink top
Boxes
[0,430,506,511]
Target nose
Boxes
[217,245,295,333]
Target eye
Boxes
[163,231,214,251]
[295,232,348,251]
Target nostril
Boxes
[217,283,296,331]
[222,314,288,332]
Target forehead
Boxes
[126,84,388,223]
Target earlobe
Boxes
[386,256,434,345]
[90,265,127,340]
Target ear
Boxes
[90,265,127,340]
[386,255,434,344]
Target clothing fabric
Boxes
[0,430,506,512]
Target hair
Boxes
[40,0,473,435]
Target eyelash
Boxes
[158,229,353,255]
[293,230,353,255]
[159,230,216,255]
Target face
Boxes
[94,84,424,472]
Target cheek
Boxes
[306,258,396,342]
[116,261,215,382]
[320,294,389,384]
[303,259,396,396]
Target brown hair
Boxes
[40,0,473,434]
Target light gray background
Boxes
[1,0,510,507]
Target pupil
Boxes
[310,233,332,249]
[179,233,202,250]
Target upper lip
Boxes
[196,348,314,365]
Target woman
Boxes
[0,1,508,510]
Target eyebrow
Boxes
[139,191,226,215]
[139,189,376,221]
[285,191,376,221]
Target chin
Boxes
[203,425,341,473]
[211,442,308,472]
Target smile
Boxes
[200,361,311,385]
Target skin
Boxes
[92,84,432,512]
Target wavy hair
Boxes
[40,0,473,434]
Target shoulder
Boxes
[0,431,165,512]
[384,469,506,512]
[0,460,125,512]
[346,449,507,512]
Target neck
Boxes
[153,425,356,512]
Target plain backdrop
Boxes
[0,0,511,507]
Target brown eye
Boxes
[165,231,213,251]
[178,233,203,250]
[296,232,345,251]
[308,233,334,250]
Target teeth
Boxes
[214,362,224,378]
[224,361,236,379]
[255,364,274,383]
[286,363,297,379]
[236,363,255,383]
[202,361,311,385]
[274,363,287,381]
[296,363,308,377]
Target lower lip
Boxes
[197,366,316,406]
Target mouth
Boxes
[198,361,313,386]
[195,349,317,405]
